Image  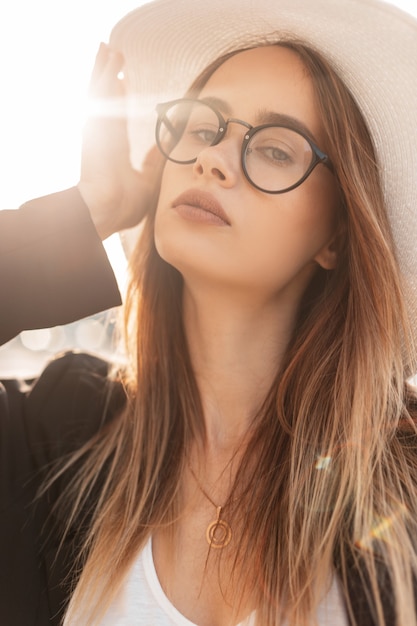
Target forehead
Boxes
[198,45,324,140]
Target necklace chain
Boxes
[188,464,233,549]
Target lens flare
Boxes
[355,504,408,550]
[315,455,332,470]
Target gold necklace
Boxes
[188,464,233,549]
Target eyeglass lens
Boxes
[156,100,317,193]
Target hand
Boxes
[77,43,161,240]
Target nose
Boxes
[192,122,245,187]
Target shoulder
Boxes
[2,351,126,471]
[0,351,126,625]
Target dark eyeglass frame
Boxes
[155,98,334,194]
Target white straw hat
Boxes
[110,0,417,326]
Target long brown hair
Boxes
[60,41,417,626]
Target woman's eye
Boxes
[187,126,218,144]
[256,145,294,166]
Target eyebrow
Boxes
[199,96,319,144]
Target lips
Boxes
[171,190,231,225]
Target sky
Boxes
[0,1,147,211]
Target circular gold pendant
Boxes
[206,518,232,549]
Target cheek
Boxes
[154,165,195,268]
[155,163,172,211]
[155,161,190,225]
[154,201,170,263]
[237,188,338,286]
[291,174,340,249]
[154,165,175,253]
[257,186,337,256]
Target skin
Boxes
[77,43,160,239]
[155,45,340,448]
[152,45,342,626]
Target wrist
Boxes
[77,181,117,240]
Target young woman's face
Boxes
[155,45,340,306]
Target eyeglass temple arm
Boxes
[315,145,334,173]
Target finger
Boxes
[90,50,125,100]
[89,43,110,94]
[89,44,124,95]
[100,50,126,99]
[105,47,124,79]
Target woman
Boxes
[2,0,417,625]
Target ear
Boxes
[314,232,341,270]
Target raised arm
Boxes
[0,44,160,345]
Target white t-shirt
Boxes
[66,538,349,626]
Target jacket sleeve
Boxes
[0,187,122,346]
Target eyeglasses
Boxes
[155,98,334,194]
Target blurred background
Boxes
[0,0,416,377]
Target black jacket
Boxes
[1,352,125,626]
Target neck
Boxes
[183,281,297,454]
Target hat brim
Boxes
[110,0,417,325]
